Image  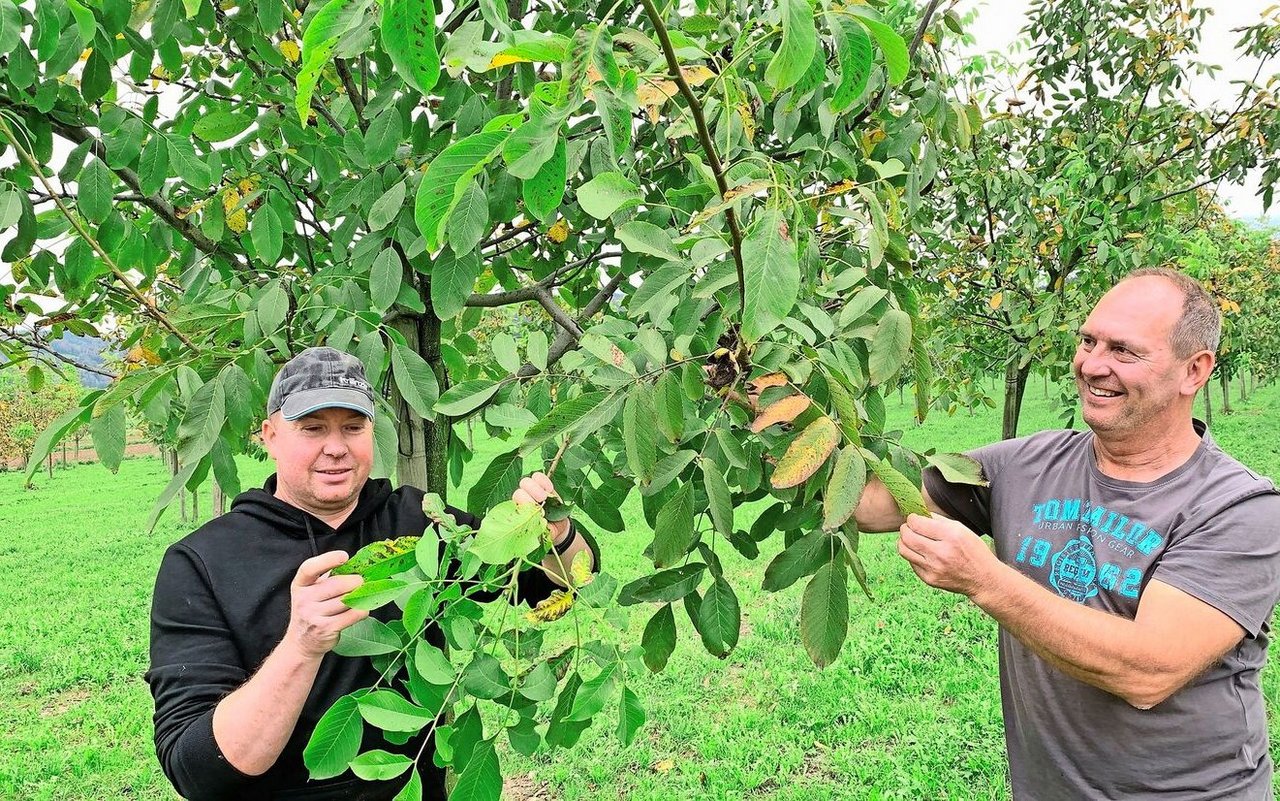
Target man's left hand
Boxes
[512,472,570,545]
[897,513,999,598]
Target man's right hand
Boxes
[285,551,369,658]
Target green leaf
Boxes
[381,0,440,95]
[467,448,524,516]
[628,261,689,318]
[365,107,403,163]
[925,452,988,486]
[451,739,501,801]
[503,116,561,180]
[491,333,519,374]
[765,0,818,93]
[462,652,511,699]
[823,446,867,530]
[469,500,545,564]
[78,157,114,224]
[177,378,226,464]
[370,247,402,312]
[391,342,439,420]
[192,111,253,142]
[296,0,359,123]
[576,171,641,219]
[619,563,705,606]
[567,664,617,721]
[641,604,676,672]
[435,379,501,417]
[303,695,364,780]
[697,576,740,657]
[446,180,489,257]
[654,372,684,442]
[741,207,800,343]
[623,384,657,484]
[0,188,23,229]
[89,403,126,473]
[801,560,849,668]
[358,690,433,732]
[414,640,455,684]
[251,206,284,265]
[762,530,831,592]
[334,616,401,657]
[859,17,909,86]
[146,459,200,531]
[349,750,413,781]
[81,46,110,103]
[430,248,484,320]
[341,578,409,610]
[651,481,696,568]
[393,769,423,801]
[518,662,557,701]
[520,391,609,454]
[868,457,928,517]
[702,464,733,537]
[616,687,646,746]
[415,131,509,252]
[868,309,911,386]
[527,330,548,371]
[257,282,288,334]
[368,180,408,231]
[832,18,873,112]
[522,135,567,223]
[617,220,680,261]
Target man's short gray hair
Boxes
[1121,267,1221,357]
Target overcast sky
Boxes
[954,0,1278,222]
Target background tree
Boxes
[918,0,1280,438]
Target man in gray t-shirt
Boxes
[856,268,1280,800]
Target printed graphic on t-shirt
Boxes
[1012,497,1165,604]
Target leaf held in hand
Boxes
[332,536,421,579]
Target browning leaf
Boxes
[750,394,811,433]
[771,417,840,489]
[526,589,575,623]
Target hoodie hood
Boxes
[230,475,395,555]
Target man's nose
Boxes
[321,431,349,455]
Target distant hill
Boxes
[48,333,113,389]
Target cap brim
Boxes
[279,388,375,420]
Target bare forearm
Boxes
[540,527,593,586]
[856,476,945,533]
[972,563,1167,706]
[211,641,323,774]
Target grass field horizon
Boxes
[2,380,1277,800]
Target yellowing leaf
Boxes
[750,393,810,433]
[227,209,249,233]
[279,40,300,63]
[989,291,1003,310]
[526,589,575,623]
[748,372,789,391]
[771,417,840,489]
[547,218,570,244]
[570,548,594,588]
[488,52,532,69]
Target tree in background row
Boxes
[918,0,1280,438]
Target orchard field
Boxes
[2,383,1278,801]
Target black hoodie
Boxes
[147,475,589,801]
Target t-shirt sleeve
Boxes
[922,438,1022,536]
[1150,492,1280,637]
[146,544,256,800]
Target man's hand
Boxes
[897,513,1000,598]
[512,472,570,544]
[285,551,369,659]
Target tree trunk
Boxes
[212,481,225,517]
[390,285,449,496]
[1240,374,1248,403]
[1043,372,1049,399]
[1220,370,1232,415]
[47,452,53,478]
[61,442,67,465]
[191,489,199,521]
[1001,361,1030,440]
[1202,382,1213,428]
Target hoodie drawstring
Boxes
[304,516,319,557]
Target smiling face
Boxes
[261,406,374,523]
[1072,276,1211,439]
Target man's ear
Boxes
[260,413,278,456]
[1183,350,1215,396]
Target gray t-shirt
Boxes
[925,423,1280,800]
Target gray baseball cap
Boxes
[267,347,375,420]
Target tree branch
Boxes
[641,0,746,314]
[2,328,119,379]
[909,0,945,60]
[0,114,198,351]
[533,287,583,339]
[335,58,369,132]
[465,249,608,308]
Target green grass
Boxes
[1,382,1277,800]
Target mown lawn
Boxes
[1,380,1276,800]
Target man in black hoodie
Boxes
[147,347,597,800]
